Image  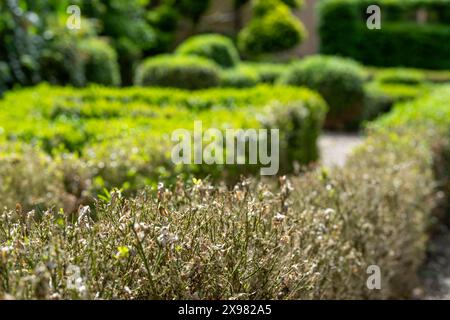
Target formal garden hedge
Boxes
[175,34,241,69]
[1,85,449,299]
[279,55,366,129]
[0,84,326,212]
[319,0,450,69]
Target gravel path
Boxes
[418,225,450,300]
[318,132,364,167]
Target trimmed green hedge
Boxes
[134,55,221,89]
[319,0,450,69]
[176,34,241,68]
[220,65,260,88]
[375,68,426,85]
[363,81,429,121]
[279,55,366,129]
[79,39,121,87]
[238,0,306,56]
[0,84,327,208]
[241,62,288,84]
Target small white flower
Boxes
[273,213,286,223]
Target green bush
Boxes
[363,81,429,121]
[241,62,288,83]
[0,84,326,196]
[176,34,240,68]
[238,1,306,56]
[79,39,121,87]
[375,68,426,85]
[220,65,260,87]
[373,86,450,130]
[252,0,282,17]
[319,0,450,69]
[280,55,365,129]
[135,55,221,89]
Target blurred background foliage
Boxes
[0,0,305,88]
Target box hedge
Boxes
[0,84,327,203]
[175,34,241,68]
[134,55,221,89]
[238,0,306,56]
[319,0,450,69]
[279,55,366,129]
[220,65,260,88]
[79,39,121,87]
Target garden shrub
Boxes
[39,32,86,87]
[220,65,260,88]
[134,55,221,89]
[238,0,306,56]
[363,81,429,121]
[319,0,450,69]
[241,62,288,84]
[375,68,426,85]
[0,144,69,212]
[176,34,240,68]
[280,55,365,129]
[0,84,326,197]
[79,39,121,87]
[373,86,450,130]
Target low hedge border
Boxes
[0,84,327,211]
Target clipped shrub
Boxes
[176,34,240,68]
[134,55,221,89]
[238,1,306,55]
[363,81,429,121]
[252,0,282,17]
[280,55,365,129]
[79,39,121,86]
[220,65,260,87]
[0,84,326,195]
[375,68,426,85]
[242,62,288,83]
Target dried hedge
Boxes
[0,127,443,299]
[2,86,450,299]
